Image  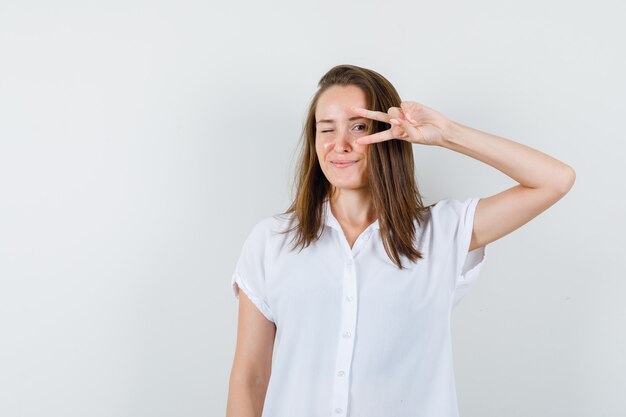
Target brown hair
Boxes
[278,64,431,269]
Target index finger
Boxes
[350,106,392,124]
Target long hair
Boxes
[278,64,431,269]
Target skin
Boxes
[226,285,274,417]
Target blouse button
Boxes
[337,370,345,377]
[345,296,353,302]
[347,259,353,266]
[335,408,343,414]
[343,331,351,338]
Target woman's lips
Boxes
[331,161,357,168]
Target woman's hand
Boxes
[350,101,452,147]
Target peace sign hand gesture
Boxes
[350,101,452,147]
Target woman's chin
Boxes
[329,180,368,191]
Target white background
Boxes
[0,1,624,416]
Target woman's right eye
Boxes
[321,130,333,133]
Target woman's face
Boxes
[315,85,371,191]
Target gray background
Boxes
[0,0,623,416]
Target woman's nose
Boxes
[334,128,354,151]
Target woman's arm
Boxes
[226,291,275,417]
[351,102,576,251]
[441,121,575,251]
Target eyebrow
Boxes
[316,116,366,125]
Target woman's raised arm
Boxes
[351,102,576,251]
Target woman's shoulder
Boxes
[425,197,481,233]
[429,197,478,216]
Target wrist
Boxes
[439,120,464,148]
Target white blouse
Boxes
[231,197,488,417]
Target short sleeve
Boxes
[453,197,488,307]
[231,220,275,323]
[432,197,488,307]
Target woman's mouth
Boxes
[331,161,357,169]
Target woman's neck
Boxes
[329,188,377,228]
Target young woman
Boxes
[226,64,575,417]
